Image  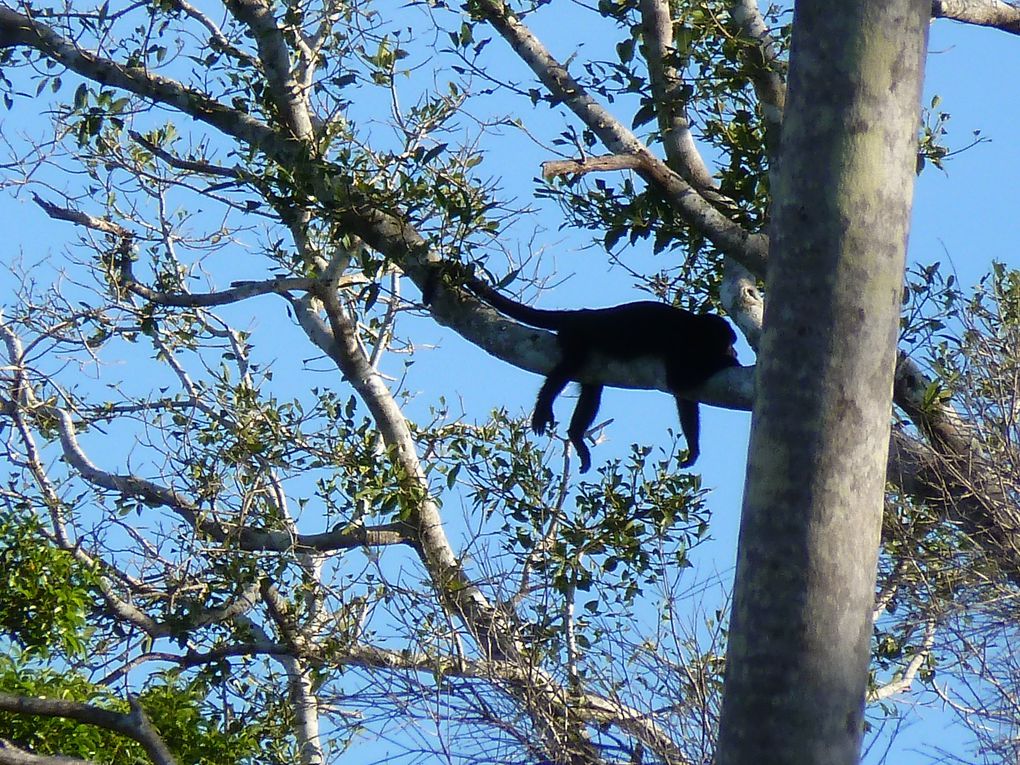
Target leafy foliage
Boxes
[0,509,97,657]
[0,660,277,764]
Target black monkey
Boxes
[462,277,740,472]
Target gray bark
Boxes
[715,3,930,765]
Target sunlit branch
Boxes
[257,580,325,765]
[43,397,416,552]
[541,154,646,178]
[639,0,719,191]
[727,0,787,157]
[469,0,768,273]
[933,0,1020,34]
[868,620,938,702]
[306,273,523,661]
[223,0,316,140]
[166,0,260,69]
[0,7,297,160]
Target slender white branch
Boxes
[728,0,787,155]
[223,0,316,139]
[868,620,938,702]
[167,0,260,68]
[639,0,718,189]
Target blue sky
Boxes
[0,5,1018,763]
[396,12,1020,763]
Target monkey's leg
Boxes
[676,398,701,468]
[567,384,603,473]
[531,360,577,435]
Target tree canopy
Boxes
[0,1,1019,764]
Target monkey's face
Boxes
[700,314,740,366]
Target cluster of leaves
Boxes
[0,507,98,657]
[0,660,281,764]
[562,450,709,597]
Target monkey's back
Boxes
[556,302,731,356]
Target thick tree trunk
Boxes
[715,3,930,765]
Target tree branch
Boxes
[300,267,613,762]
[29,194,337,307]
[893,354,1020,583]
[933,0,1020,34]
[0,8,298,160]
[223,0,316,140]
[129,131,251,179]
[300,276,525,660]
[638,0,720,192]
[165,0,260,69]
[868,619,937,702]
[13,386,416,553]
[469,0,768,273]
[0,741,93,765]
[727,0,787,158]
[541,154,646,178]
[156,639,692,765]
[0,695,177,765]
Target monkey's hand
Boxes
[421,260,479,305]
[531,408,554,435]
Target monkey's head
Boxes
[699,314,740,369]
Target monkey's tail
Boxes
[465,277,566,330]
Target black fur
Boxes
[464,278,739,472]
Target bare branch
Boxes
[165,0,260,68]
[933,0,1020,34]
[31,194,132,238]
[541,154,646,178]
[129,131,251,179]
[30,195,318,305]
